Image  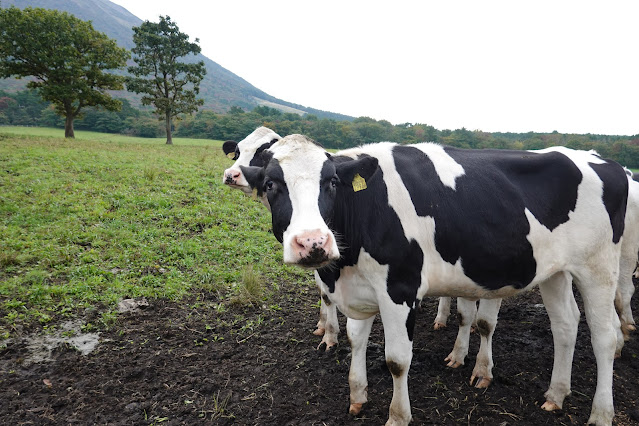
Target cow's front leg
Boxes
[347,316,375,415]
[314,272,339,351]
[379,300,415,426]
[445,297,477,368]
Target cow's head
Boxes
[222,126,281,195]
[243,134,378,268]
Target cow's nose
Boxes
[296,233,327,251]
[224,169,241,184]
[292,230,332,265]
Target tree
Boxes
[0,7,129,138]
[126,16,206,145]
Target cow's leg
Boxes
[470,298,502,388]
[378,300,415,426]
[318,301,339,351]
[433,297,451,330]
[314,272,327,335]
[538,271,579,412]
[616,253,636,340]
[445,297,476,368]
[347,316,375,416]
[315,272,339,351]
[573,267,617,426]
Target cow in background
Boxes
[222,126,339,350]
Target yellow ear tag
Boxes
[352,174,367,192]
[227,152,235,159]
[252,187,258,200]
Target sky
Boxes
[109,0,639,136]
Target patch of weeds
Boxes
[229,264,265,306]
[143,167,159,181]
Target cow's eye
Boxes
[265,180,274,191]
[330,177,339,188]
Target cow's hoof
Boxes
[433,322,446,330]
[445,359,463,368]
[541,401,561,411]
[349,403,363,415]
[471,376,492,388]
[313,327,325,336]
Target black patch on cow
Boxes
[476,319,491,337]
[457,312,465,327]
[321,294,332,306]
[589,161,628,243]
[393,146,583,290]
[406,307,416,341]
[386,360,404,378]
[249,142,278,167]
[260,158,292,243]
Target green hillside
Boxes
[0,0,353,120]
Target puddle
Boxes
[22,320,100,366]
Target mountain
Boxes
[0,0,352,120]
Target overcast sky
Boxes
[109,0,638,136]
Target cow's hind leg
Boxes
[616,253,636,340]
[433,297,451,330]
[470,298,502,388]
[538,271,579,412]
[347,316,375,416]
[573,266,617,426]
[445,297,476,368]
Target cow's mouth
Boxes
[297,248,331,269]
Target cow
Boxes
[433,164,638,388]
[222,126,340,350]
[240,134,628,426]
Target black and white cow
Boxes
[222,126,340,350]
[433,164,638,388]
[241,135,628,426]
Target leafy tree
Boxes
[0,7,129,138]
[126,16,206,144]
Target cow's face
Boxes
[243,134,378,268]
[222,126,280,195]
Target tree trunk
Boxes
[65,114,75,138]
[165,112,173,145]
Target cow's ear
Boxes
[222,140,237,155]
[240,165,264,191]
[334,156,379,188]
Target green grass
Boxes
[0,129,312,339]
[0,125,213,146]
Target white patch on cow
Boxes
[270,136,340,263]
[326,249,386,319]
[413,143,465,190]
[338,142,465,190]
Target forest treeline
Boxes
[2,88,639,167]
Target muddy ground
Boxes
[1,279,638,425]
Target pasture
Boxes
[0,128,638,424]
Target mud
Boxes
[1,281,638,425]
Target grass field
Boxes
[0,127,312,340]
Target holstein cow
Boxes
[241,135,628,426]
[433,160,638,387]
[222,126,340,350]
